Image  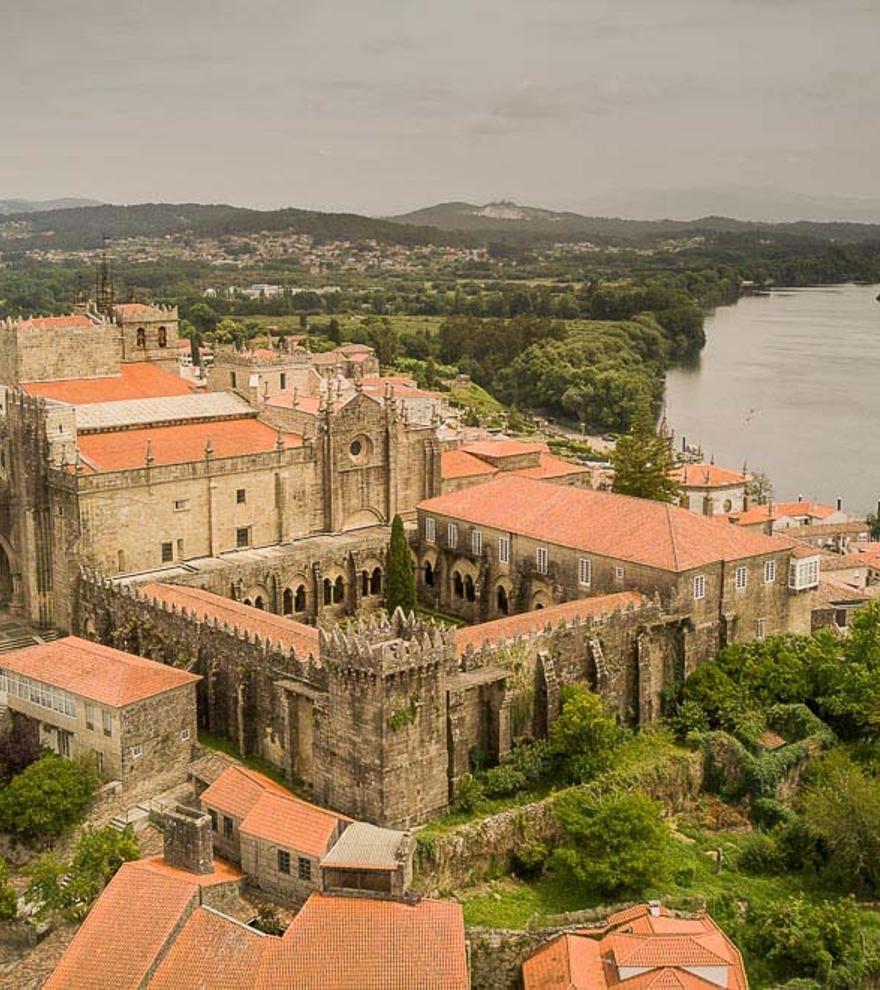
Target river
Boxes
[665,283,880,516]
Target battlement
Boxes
[113,303,178,323]
[213,345,312,368]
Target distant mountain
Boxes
[389,200,880,244]
[0,197,103,215]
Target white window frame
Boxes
[536,546,548,575]
[755,617,767,640]
[447,522,458,548]
[471,530,482,556]
[615,565,625,581]
[180,728,190,741]
[735,565,748,591]
[578,557,592,587]
[764,559,777,583]
[789,557,820,591]
[693,574,706,600]
[130,745,143,759]
[498,536,510,564]
[424,517,436,544]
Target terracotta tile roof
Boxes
[676,463,750,488]
[608,932,728,967]
[240,789,342,857]
[514,452,591,480]
[200,765,293,822]
[114,302,163,317]
[76,417,301,471]
[419,475,791,572]
[141,583,319,659]
[43,861,198,990]
[18,314,95,331]
[0,635,200,708]
[455,592,647,656]
[136,854,243,887]
[442,449,500,480]
[522,932,604,989]
[22,362,195,404]
[730,501,838,526]
[150,906,274,989]
[462,439,549,459]
[261,892,469,989]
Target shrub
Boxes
[548,685,624,783]
[481,764,528,798]
[737,831,784,875]
[452,773,485,814]
[0,858,16,922]
[750,797,792,830]
[0,753,98,843]
[0,713,42,783]
[252,903,286,936]
[552,789,670,897]
[511,839,549,879]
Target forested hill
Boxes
[389,200,880,245]
[0,203,468,251]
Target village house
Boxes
[522,901,748,990]
[676,461,750,516]
[0,636,198,786]
[729,499,849,534]
[440,438,591,494]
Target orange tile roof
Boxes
[44,861,198,990]
[76,417,301,471]
[201,765,293,822]
[240,789,342,857]
[442,449,500,480]
[0,635,200,707]
[419,475,791,572]
[136,854,242,887]
[22,362,194,404]
[150,906,274,989]
[514,452,591,480]
[18,314,95,331]
[730,501,837,527]
[261,892,469,989]
[141,583,319,659]
[523,933,604,989]
[455,592,647,656]
[115,302,163,317]
[676,463,750,488]
[462,439,549,459]
[608,932,728,967]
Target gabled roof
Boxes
[22,362,195,404]
[200,765,292,821]
[419,475,790,572]
[676,463,750,489]
[0,636,200,707]
[730,501,838,526]
[513,452,591,480]
[141,583,319,660]
[441,449,499,480]
[462,439,548,459]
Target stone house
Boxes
[0,635,199,786]
[676,461,750,516]
[440,439,591,495]
[730,499,849,533]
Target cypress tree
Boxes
[610,400,681,503]
[386,514,417,615]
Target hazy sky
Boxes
[3,0,879,217]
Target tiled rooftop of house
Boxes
[420,475,791,571]
[0,635,200,707]
[115,302,164,317]
[200,765,293,821]
[730,501,839,527]
[455,591,647,656]
[462,439,549,459]
[75,417,301,472]
[441,449,500,480]
[18,314,96,331]
[676,463,750,488]
[22,362,195,404]
[320,821,408,870]
[141,583,319,659]
[513,451,591,480]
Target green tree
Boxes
[548,685,624,782]
[386,514,416,615]
[186,301,217,335]
[611,400,681,502]
[553,790,670,896]
[0,858,16,921]
[866,512,880,541]
[748,470,774,506]
[0,753,97,843]
[365,316,399,367]
[327,317,342,345]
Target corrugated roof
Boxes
[0,636,200,707]
[74,391,252,431]
[321,822,407,870]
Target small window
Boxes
[578,557,591,587]
[236,488,246,504]
[471,530,482,556]
[764,559,777,583]
[694,574,706,600]
[102,709,113,737]
[755,617,767,640]
[161,542,173,563]
[223,816,234,840]
[176,538,184,559]
[280,372,287,390]
[230,371,237,388]
[180,728,190,741]
[447,522,458,548]
[298,856,312,881]
[536,547,548,574]
[277,849,291,874]
[236,527,250,548]
[209,809,218,832]
[735,565,748,591]
[615,565,625,581]
[85,702,95,731]
[174,499,190,512]
[130,745,143,759]
[425,517,436,543]
[157,326,167,348]
[498,536,510,564]
[136,327,146,348]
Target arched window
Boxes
[333,575,345,604]
[254,595,265,610]
[361,570,369,596]
[244,597,253,606]
[370,567,382,595]
[157,326,167,348]
[496,585,509,615]
[453,571,464,599]
[464,575,476,603]
[323,579,332,606]
[136,327,146,348]
[424,561,434,586]
[294,585,306,612]
[282,588,293,615]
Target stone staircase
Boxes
[0,624,61,656]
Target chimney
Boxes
[837,497,843,511]
[797,493,803,503]
[163,805,214,875]
[648,899,661,917]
